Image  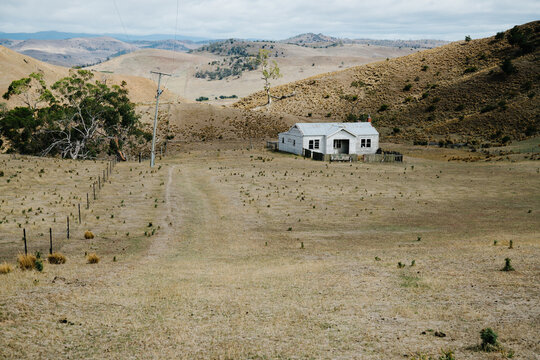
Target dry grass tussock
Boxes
[0,262,13,274]
[47,252,66,264]
[16,253,36,270]
[86,253,99,264]
[84,230,94,239]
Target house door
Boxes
[334,139,350,154]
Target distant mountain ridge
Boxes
[282,32,448,49]
[0,30,448,67]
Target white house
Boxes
[278,122,379,159]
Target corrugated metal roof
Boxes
[290,122,379,136]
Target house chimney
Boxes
[367,115,372,123]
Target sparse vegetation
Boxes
[84,230,95,239]
[0,262,13,274]
[480,328,499,351]
[87,253,100,264]
[47,252,66,264]
[501,258,514,271]
[17,253,37,270]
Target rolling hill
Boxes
[0,45,177,106]
[234,22,540,144]
[91,41,418,103]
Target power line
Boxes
[112,0,130,41]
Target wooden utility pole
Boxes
[150,71,171,168]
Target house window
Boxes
[366,139,371,147]
[334,139,342,148]
[309,140,319,149]
[361,139,371,148]
[282,137,284,144]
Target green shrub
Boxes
[421,65,429,71]
[378,104,389,112]
[465,35,472,42]
[501,258,514,271]
[403,83,412,91]
[501,58,517,75]
[35,258,43,272]
[480,104,497,113]
[426,105,436,112]
[455,104,464,111]
[195,96,209,102]
[464,66,477,74]
[495,31,505,40]
[480,328,499,351]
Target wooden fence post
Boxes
[87,193,89,209]
[78,203,81,224]
[93,183,96,200]
[49,228,53,255]
[23,228,27,255]
[98,175,101,189]
[67,216,70,240]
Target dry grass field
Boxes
[90,44,416,104]
[0,147,538,359]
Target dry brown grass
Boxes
[0,148,538,359]
[16,254,36,270]
[86,253,99,264]
[84,230,94,239]
[234,22,539,144]
[0,262,13,274]
[47,252,66,264]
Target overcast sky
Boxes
[1,0,538,40]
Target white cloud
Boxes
[0,0,538,40]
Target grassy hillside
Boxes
[93,42,416,104]
[0,45,177,106]
[235,22,540,145]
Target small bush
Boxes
[397,262,405,268]
[48,252,66,264]
[480,328,499,351]
[501,258,514,271]
[426,105,436,112]
[0,262,13,274]
[35,258,43,272]
[87,253,100,264]
[378,104,389,112]
[403,83,412,91]
[480,104,497,113]
[17,254,37,270]
[464,66,477,74]
[501,58,517,75]
[84,230,94,239]
[465,35,472,42]
[455,104,465,111]
[421,65,429,71]
[495,31,505,40]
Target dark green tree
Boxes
[1,70,146,159]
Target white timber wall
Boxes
[354,134,379,154]
[278,129,303,155]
